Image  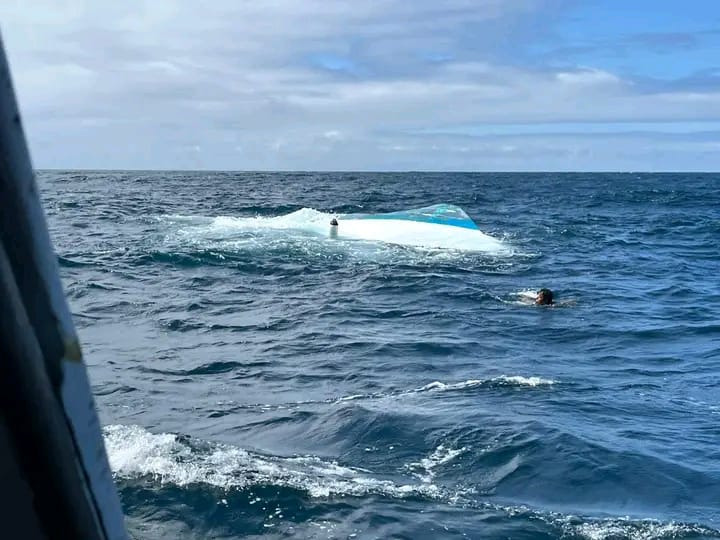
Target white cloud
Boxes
[0,0,719,170]
[555,68,623,87]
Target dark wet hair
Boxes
[330,218,338,226]
[537,288,554,305]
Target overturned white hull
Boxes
[335,217,507,252]
[335,203,508,252]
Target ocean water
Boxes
[39,171,720,540]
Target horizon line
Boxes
[35,168,720,174]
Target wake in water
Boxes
[158,206,512,255]
[105,424,718,540]
[104,424,463,500]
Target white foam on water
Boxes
[161,208,330,234]
[219,375,558,414]
[406,445,469,483]
[105,426,718,538]
[335,393,367,403]
[568,518,718,540]
[103,424,465,501]
[498,375,557,387]
[415,376,556,394]
[334,375,556,407]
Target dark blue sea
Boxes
[40,171,720,539]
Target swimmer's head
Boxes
[330,218,338,226]
[536,288,554,305]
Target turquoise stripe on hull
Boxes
[348,204,480,231]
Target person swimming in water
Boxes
[535,288,554,305]
[330,218,338,226]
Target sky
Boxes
[2,0,720,171]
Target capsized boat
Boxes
[334,204,508,252]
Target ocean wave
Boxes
[330,375,557,402]
[204,375,558,416]
[405,445,469,483]
[104,424,469,501]
[104,425,719,539]
[415,376,556,393]
[559,516,719,540]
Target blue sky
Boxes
[2,0,720,170]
